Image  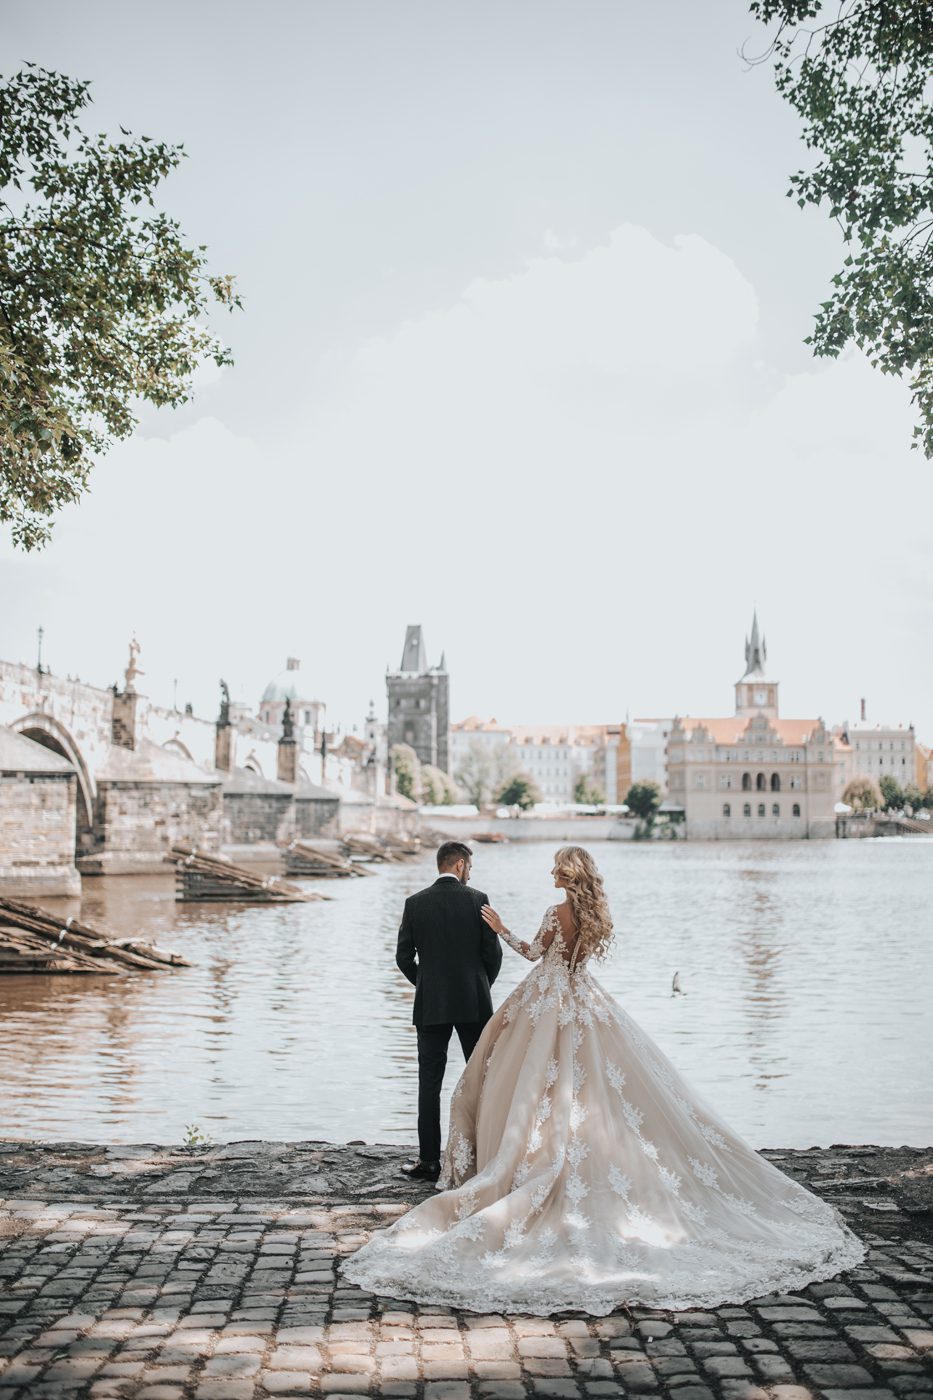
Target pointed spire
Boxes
[742,609,768,679]
[747,609,760,660]
[400,624,428,674]
[438,650,447,673]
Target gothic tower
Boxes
[735,610,779,718]
[386,625,450,773]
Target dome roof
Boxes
[261,658,319,705]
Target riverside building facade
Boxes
[450,718,631,805]
[666,613,838,840]
[839,721,918,792]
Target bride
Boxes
[343,845,865,1315]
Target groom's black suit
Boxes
[396,874,503,1163]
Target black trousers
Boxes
[416,1020,484,1163]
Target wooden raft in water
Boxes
[342,832,422,863]
[168,845,327,903]
[0,896,189,975]
[282,839,375,878]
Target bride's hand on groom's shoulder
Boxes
[481,904,505,935]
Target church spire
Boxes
[735,609,778,717]
[742,609,767,680]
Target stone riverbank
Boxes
[1,1140,931,1400]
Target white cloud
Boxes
[354,225,757,400]
[541,229,570,253]
[3,224,931,739]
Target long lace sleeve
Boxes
[499,907,558,962]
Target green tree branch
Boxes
[748,1,933,455]
[0,63,242,548]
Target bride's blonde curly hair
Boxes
[554,845,614,961]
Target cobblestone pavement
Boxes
[1,1140,931,1400]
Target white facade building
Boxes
[666,613,838,840]
[628,718,674,795]
[450,718,629,805]
[509,726,623,805]
[840,722,917,793]
[449,717,512,775]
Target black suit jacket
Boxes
[396,876,503,1027]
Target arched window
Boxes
[743,803,751,817]
[722,803,731,817]
[770,772,781,791]
[792,803,801,817]
[772,803,780,817]
[756,772,766,791]
[757,803,765,817]
[741,772,751,791]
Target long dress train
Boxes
[343,907,866,1315]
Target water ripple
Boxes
[1,838,930,1148]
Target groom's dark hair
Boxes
[436,840,472,872]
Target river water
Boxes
[1,839,930,1149]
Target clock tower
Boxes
[735,610,779,718]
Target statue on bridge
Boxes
[124,636,143,694]
[218,679,231,727]
[282,696,295,741]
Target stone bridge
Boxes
[0,654,390,897]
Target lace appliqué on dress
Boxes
[343,903,867,1315]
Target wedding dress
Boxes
[343,907,866,1315]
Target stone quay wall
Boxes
[0,1138,931,1400]
[82,783,227,875]
[296,796,341,840]
[0,770,80,897]
[224,793,296,848]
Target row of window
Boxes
[697,772,803,791]
[723,802,801,818]
[719,750,804,763]
[744,772,782,791]
[685,753,829,770]
[728,773,802,790]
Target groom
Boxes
[396,840,502,1182]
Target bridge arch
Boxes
[13,712,95,851]
[162,738,195,763]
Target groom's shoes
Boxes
[401,1158,441,1183]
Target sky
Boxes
[2,0,931,739]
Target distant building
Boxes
[450,717,630,805]
[839,721,917,794]
[666,612,838,839]
[450,716,512,776]
[259,658,326,741]
[386,626,451,773]
[628,718,675,795]
[509,725,629,805]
